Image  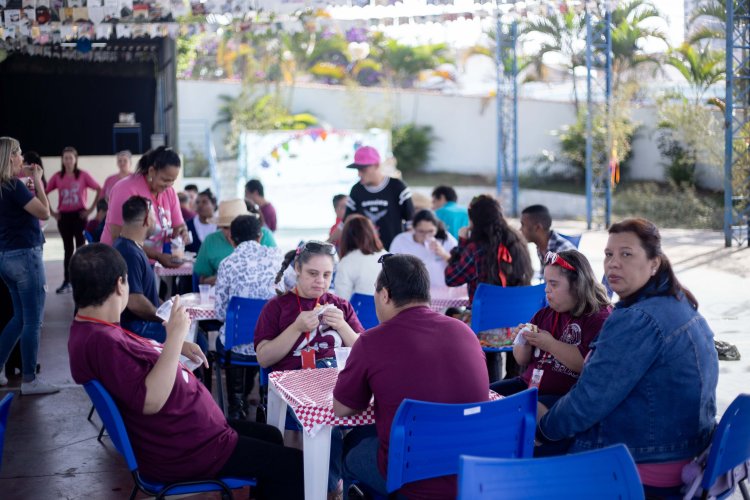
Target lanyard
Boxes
[75,315,193,374]
[293,288,320,344]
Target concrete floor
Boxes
[1,227,749,499]
[1,237,231,500]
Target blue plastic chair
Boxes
[83,230,94,243]
[385,388,537,494]
[83,380,255,500]
[558,232,582,248]
[470,283,546,353]
[458,444,643,499]
[0,393,13,473]
[349,293,379,330]
[214,296,267,417]
[699,394,750,499]
[214,297,268,415]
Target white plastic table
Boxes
[267,368,375,500]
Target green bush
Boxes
[613,181,722,229]
[392,124,436,174]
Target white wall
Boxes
[177,80,667,181]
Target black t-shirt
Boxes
[114,237,160,324]
[0,179,44,251]
[345,177,415,249]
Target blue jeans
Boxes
[122,319,166,343]
[0,247,46,380]
[343,425,388,497]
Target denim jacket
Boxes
[539,277,719,463]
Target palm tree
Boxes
[520,4,587,111]
[665,43,725,103]
[609,0,667,91]
[687,0,727,46]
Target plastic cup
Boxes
[199,284,211,305]
[334,347,352,372]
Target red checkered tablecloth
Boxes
[270,368,375,436]
[430,297,470,311]
[155,261,194,277]
[269,368,500,437]
[180,293,218,321]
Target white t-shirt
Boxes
[389,231,458,288]
[193,216,217,244]
[333,249,389,300]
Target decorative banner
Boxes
[239,127,389,229]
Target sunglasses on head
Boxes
[377,253,395,288]
[297,240,337,256]
[545,251,576,272]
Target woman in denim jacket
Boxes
[537,218,718,495]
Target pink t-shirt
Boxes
[520,305,611,395]
[254,292,364,372]
[102,173,127,201]
[100,174,184,251]
[46,170,100,213]
[68,320,237,483]
[333,306,489,499]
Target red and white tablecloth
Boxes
[154,261,194,277]
[269,368,500,438]
[429,297,470,311]
[270,368,375,436]
[179,293,218,321]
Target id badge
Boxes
[528,368,544,389]
[301,347,316,369]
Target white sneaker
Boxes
[0,366,7,386]
[21,377,60,395]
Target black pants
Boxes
[58,211,86,282]
[217,419,304,500]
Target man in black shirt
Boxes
[344,146,414,249]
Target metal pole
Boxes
[604,7,612,228]
[496,7,505,198]
[512,21,519,217]
[585,6,593,229]
[724,0,734,247]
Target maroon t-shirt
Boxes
[520,305,611,395]
[254,292,364,372]
[68,320,237,482]
[333,306,489,499]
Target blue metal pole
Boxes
[724,0,734,247]
[585,7,593,229]
[604,8,612,228]
[512,21,519,217]
[496,9,505,198]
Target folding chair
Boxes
[83,380,255,500]
[691,394,750,500]
[458,444,644,499]
[385,388,537,495]
[349,293,379,330]
[214,296,267,418]
[0,393,13,473]
[558,233,582,248]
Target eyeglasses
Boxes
[297,240,337,256]
[545,251,576,272]
[377,253,395,288]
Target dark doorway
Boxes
[0,39,174,156]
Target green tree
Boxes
[687,0,728,46]
[665,43,725,103]
[520,2,586,111]
[609,0,667,90]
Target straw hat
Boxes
[213,199,250,227]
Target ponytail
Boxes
[136,146,181,176]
